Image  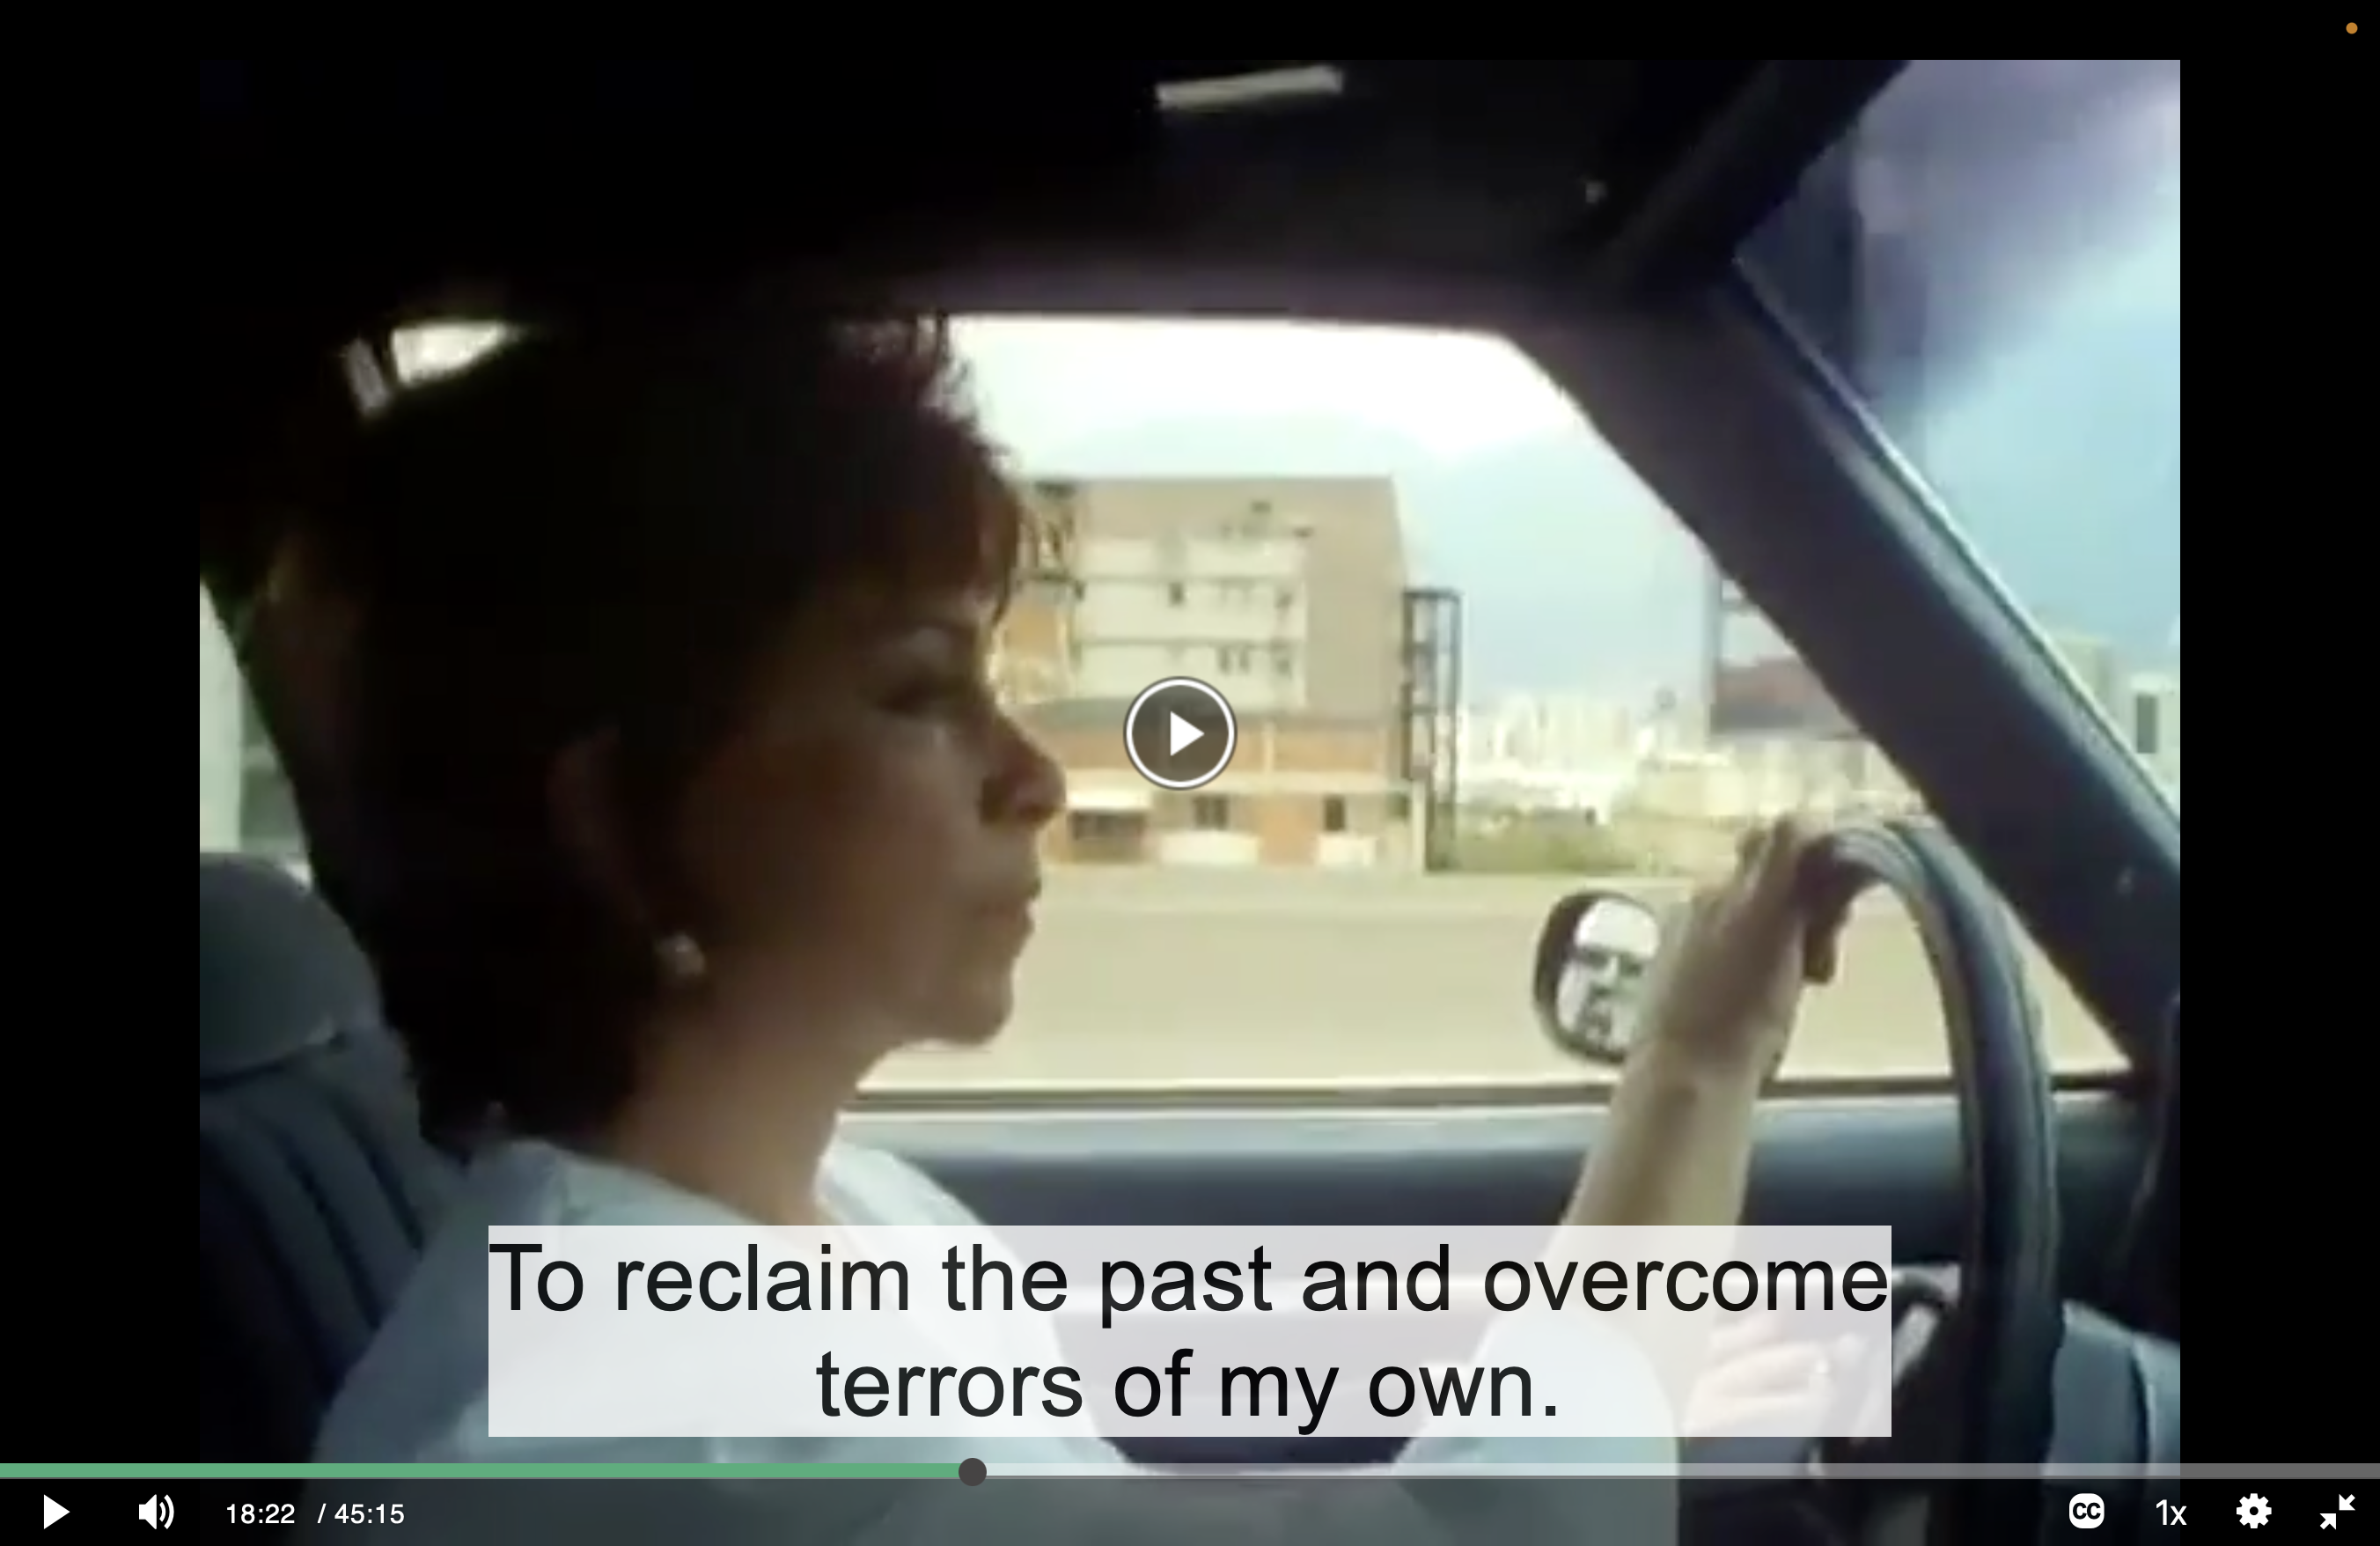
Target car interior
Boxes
[196,61,2182,1544]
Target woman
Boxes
[282,302,1848,1538]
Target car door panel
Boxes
[854,1086,2150,1468]
[858,1088,2141,1257]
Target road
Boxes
[870,869,2117,1090]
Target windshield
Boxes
[1745,59,2181,809]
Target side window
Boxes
[198,586,306,873]
[863,314,2125,1096]
[206,317,2129,1094]
[198,591,309,881]
[199,587,245,852]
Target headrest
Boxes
[200,852,382,1082]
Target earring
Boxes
[655,932,709,987]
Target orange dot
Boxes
[2353,20,2362,29]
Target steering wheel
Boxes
[1531,816,2062,1544]
[1803,821,2062,1546]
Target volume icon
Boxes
[138,1492,175,1529]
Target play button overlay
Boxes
[1124,676,1237,790]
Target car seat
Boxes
[198,853,459,1461]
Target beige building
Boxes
[2047,629,2128,725]
[2126,668,2180,792]
[1023,704,1415,869]
[996,476,1421,869]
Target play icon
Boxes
[1123,677,1238,790]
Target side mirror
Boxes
[1531,890,1664,1064]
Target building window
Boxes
[1192,795,1231,831]
[1322,796,1349,834]
[1219,644,1254,674]
[1166,582,1187,607]
[1272,644,1297,677]
[2132,691,2163,758]
[1220,500,1276,542]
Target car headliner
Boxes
[198,60,1901,585]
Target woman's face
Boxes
[665,584,1065,1058]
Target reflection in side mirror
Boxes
[1531,891,1664,1065]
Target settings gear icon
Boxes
[2238,1493,2273,1528]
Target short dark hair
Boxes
[318,304,1025,1148]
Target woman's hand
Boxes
[1628,813,1847,1084]
[1561,813,1852,1229]
[1683,1311,1881,1439]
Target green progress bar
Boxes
[0,1463,956,1479]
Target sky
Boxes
[958,320,1586,462]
